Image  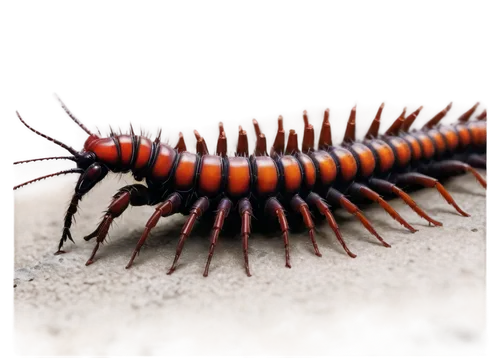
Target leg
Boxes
[306,192,356,258]
[466,154,486,169]
[424,160,486,188]
[84,184,150,265]
[56,164,110,254]
[325,188,391,247]
[395,173,469,216]
[290,194,321,257]
[239,198,253,277]
[349,183,417,233]
[368,178,442,226]
[125,192,183,269]
[264,197,291,268]
[203,198,233,277]
[167,196,210,274]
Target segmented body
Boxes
[14,99,487,277]
[84,120,485,206]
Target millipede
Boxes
[13,97,487,277]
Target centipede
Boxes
[13,97,487,277]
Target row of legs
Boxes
[67,157,486,276]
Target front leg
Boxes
[56,163,109,254]
[83,184,151,265]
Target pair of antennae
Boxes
[14,92,93,156]
[14,95,96,190]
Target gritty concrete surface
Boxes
[14,173,486,355]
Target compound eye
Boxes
[86,164,102,180]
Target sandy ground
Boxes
[14,173,486,355]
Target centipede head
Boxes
[12,92,101,190]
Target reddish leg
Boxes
[167,196,210,274]
[368,178,442,226]
[306,192,356,258]
[265,197,291,268]
[239,198,253,277]
[395,173,469,216]
[424,160,486,188]
[326,188,391,247]
[349,183,417,233]
[55,163,108,255]
[125,193,182,269]
[203,198,233,277]
[84,185,150,266]
[290,195,321,257]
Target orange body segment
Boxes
[438,126,460,152]
[456,124,472,149]
[469,121,487,147]
[280,155,302,193]
[198,155,223,196]
[88,138,119,164]
[309,150,337,186]
[388,137,412,167]
[368,140,395,173]
[331,147,357,182]
[254,156,278,195]
[227,157,251,197]
[477,121,488,145]
[349,143,376,178]
[296,153,316,189]
[174,152,197,190]
[427,129,447,156]
[151,145,176,180]
[402,134,422,162]
[117,135,134,166]
[413,133,435,160]
[134,137,153,169]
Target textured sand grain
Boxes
[14,173,486,355]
